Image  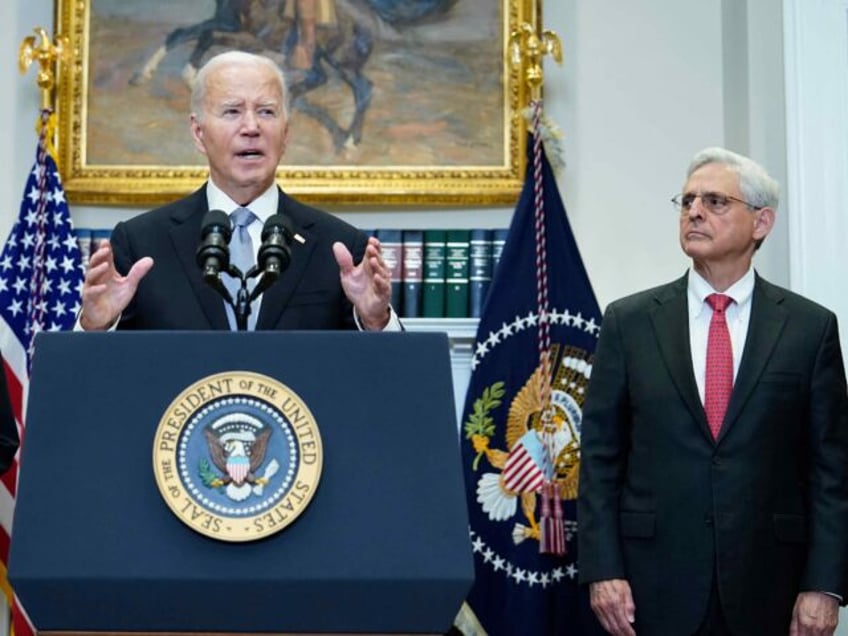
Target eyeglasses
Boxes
[671,192,763,215]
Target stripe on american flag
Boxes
[503,443,545,493]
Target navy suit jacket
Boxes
[578,273,848,636]
[111,186,367,331]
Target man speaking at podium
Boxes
[79,50,398,333]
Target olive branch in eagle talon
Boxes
[198,458,225,488]
[464,381,506,471]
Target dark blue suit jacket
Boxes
[578,273,848,635]
[111,186,367,331]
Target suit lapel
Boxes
[649,275,710,435]
[169,188,230,330]
[256,191,319,329]
[717,275,788,441]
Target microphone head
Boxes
[196,208,232,273]
[201,209,232,241]
[257,214,293,275]
[261,214,294,242]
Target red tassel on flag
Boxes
[539,480,566,556]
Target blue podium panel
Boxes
[9,331,473,634]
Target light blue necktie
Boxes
[224,207,257,330]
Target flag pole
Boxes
[508,5,567,556]
[5,27,76,636]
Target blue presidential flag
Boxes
[458,120,605,635]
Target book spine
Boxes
[74,228,93,270]
[468,229,493,318]
[376,229,403,311]
[491,228,509,280]
[401,230,424,318]
[422,230,447,318]
[445,229,471,318]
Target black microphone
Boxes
[257,214,293,278]
[249,214,293,301]
[196,209,232,283]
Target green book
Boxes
[445,229,471,318]
[422,230,447,318]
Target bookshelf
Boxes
[402,317,478,340]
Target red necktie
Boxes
[704,293,733,439]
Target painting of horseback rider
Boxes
[83,0,505,174]
[126,0,458,153]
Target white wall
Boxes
[2,0,28,234]
[557,1,725,304]
[784,0,848,343]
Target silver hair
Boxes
[686,147,780,210]
[190,50,289,121]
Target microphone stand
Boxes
[222,265,280,331]
[234,272,250,332]
[205,218,290,331]
[199,212,291,332]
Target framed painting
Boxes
[54,0,533,206]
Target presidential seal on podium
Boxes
[153,371,322,541]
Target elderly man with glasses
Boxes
[578,147,848,636]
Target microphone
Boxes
[257,214,293,278]
[249,214,293,300]
[195,209,232,283]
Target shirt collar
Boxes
[204,180,279,224]
[687,266,755,318]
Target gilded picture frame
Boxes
[55,0,532,207]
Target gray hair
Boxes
[190,50,289,121]
[686,147,780,210]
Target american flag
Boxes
[0,110,84,635]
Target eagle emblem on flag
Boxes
[468,341,592,546]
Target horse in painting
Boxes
[129,0,457,151]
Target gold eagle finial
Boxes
[509,18,563,103]
[19,27,70,112]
